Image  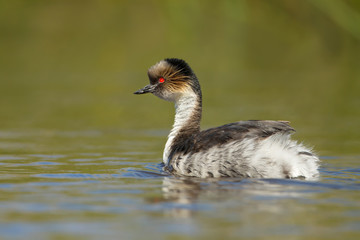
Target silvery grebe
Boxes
[134,58,320,179]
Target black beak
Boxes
[134,84,154,94]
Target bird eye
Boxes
[158,77,165,83]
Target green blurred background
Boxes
[0,0,359,154]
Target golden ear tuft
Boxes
[166,80,191,93]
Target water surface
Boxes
[0,129,359,240]
[1,1,360,239]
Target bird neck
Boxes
[163,91,202,165]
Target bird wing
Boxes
[192,120,295,152]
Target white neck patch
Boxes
[163,91,199,164]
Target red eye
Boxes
[159,77,165,83]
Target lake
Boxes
[0,1,360,239]
[0,126,359,239]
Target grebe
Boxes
[134,58,320,179]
